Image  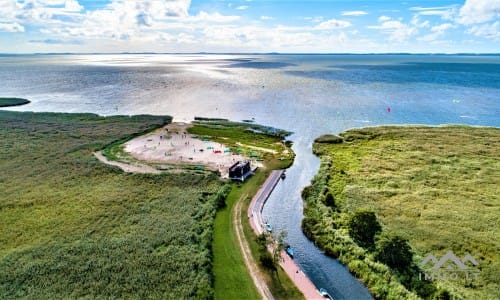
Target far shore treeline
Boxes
[0,97,30,107]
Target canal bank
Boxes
[262,139,373,300]
[248,170,324,300]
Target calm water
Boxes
[2,54,499,299]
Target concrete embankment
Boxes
[248,170,324,300]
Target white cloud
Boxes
[193,11,240,23]
[341,11,368,17]
[466,21,500,39]
[378,16,391,22]
[411,16,430,28]
[0,22,25,32]
[418,23,454,42]
[410,5,457,20]
[316,18,351,30]
[431,23,454,32]
[260,16,273,20]
[369,20,417,42]
[457,0,500,25]
[236,5,249,10]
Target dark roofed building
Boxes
[228,161,252,182]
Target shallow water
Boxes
[2,54,499,298]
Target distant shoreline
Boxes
[0,97,30,107]
[0,52,499,56]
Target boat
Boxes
[285,244,294,258]
[280,172,286,179]
[265,222,272,232]
[319,288,333,299]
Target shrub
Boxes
[374,233,413,271]
[314,134,344,144]
[347,210,382,249]
[259,252,276,271]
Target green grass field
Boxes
[303,126,499,299]
[0,111,230,299]
[0,97,30,107]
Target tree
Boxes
[347,210,382,248]
[374,233,413,271]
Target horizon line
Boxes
[1,52,499,56]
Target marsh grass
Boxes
[303,125,499,299]
[0,111,230,299]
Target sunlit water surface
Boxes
[2,54,499,299]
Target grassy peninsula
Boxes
[302,126,499,299]
[0,97,30,107]
[0,112,300,299]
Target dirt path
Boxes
[233,193,275,300]
[94,151,160,174]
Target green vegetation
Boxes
[213,187,260,300]
[195,120,301,299]
[302,125,500,299]
[0,111,231,299]
[188,119,294,164]
[347,210,381,249]
[0,97,30,107]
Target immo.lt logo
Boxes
[419,251,480,281]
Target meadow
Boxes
[0,111,229,299]
[302,126,499,299]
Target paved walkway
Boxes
[248,170,324,300]
[234,193,275,300]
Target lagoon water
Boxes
[2,54,499,299]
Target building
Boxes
[228,161,252,182]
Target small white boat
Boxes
[319,288,333,299]
[265,222,272,232]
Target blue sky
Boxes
[0,0,498,53]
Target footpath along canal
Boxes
[248,170,323,300]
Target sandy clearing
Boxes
[123,122,262,177]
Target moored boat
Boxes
[285,244,294,258]
[319,288,333,299]
[265,222,272,232]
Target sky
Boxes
[0,0,499,53]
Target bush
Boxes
[259,252,276,270]
[374,233,413,271]
[314,134,344,144]
[324,192,336,208]
[347,210,382,249]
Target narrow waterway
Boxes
[262,134,374,300]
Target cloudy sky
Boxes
[0,0,498,53]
